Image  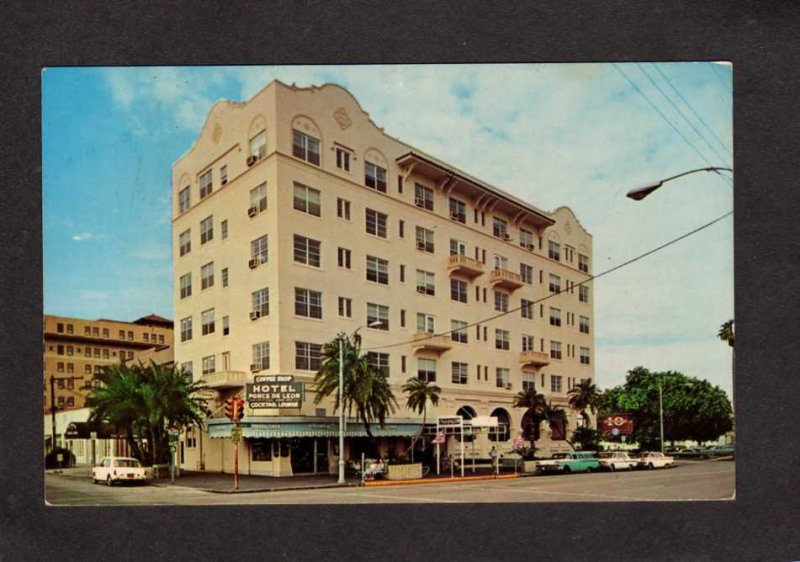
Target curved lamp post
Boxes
[338,320,383,484]
[626,166,733,201]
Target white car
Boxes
[637,452,675,469]
[92,457,148,486]
[598,452,638,471]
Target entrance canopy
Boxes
[207,417,422,440]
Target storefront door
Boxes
[290,438,315,474]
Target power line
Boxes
[651,64,732,155]
[636,63,730,166]
[612,64,732,188]
[363,210,733,352]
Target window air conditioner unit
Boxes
[416,286,426,294]
[247,206,258,218]
[250,311,261,321]
[416,241,426,250]
[221,178,228,186]
[246,155,257,166]
[505,382,512,390]
[415,198,425,207]
[250,363,261,372]
[248,258,259,269]
[525,243,535,251]
[503,233,511,241]
[450,212,460,220]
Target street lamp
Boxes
[626,167,733,201]
[338,320,383,485]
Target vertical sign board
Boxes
[246,375,303,409]
[436,416,465,477]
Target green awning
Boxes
[207,418,422,440]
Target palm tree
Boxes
[402,377,442,459]
[718,318,735,405]
[567,379,603,428]
[314,333,398,439]
[512,385,547,441]
[86,361,208,465]
[543,402,569,442]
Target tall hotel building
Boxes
[173,82,594,476]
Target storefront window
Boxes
[251,439,272,462]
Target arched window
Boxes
[455,406,476,442]
[489,408,511,442]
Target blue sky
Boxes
[42,63,733,395]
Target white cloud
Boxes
[71,232,98,241]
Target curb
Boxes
[364,473,522,487]
[149,481,360,494]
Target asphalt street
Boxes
[45,460,734,506]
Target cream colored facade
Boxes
[172,81,594,476]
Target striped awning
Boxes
[207,418,422,440]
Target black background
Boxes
[1,1,799,560]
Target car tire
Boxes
[647,463,654,470]
[107,475,113,487]
[610,464,616,472]
[562,466,571,474]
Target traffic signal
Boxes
[235,398,246,422]
[224,397,234,421]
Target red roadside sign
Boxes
[601,414,633,436]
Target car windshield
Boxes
[115,459,141,467]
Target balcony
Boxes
[200,370,247,389]
[490,268,523,291]
[519,351,550,369]
[411,332,453,354]
[447,255,485,279]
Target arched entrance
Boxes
[489,408,511,442]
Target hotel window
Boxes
[399,220,404,238]
[293,182,321,217]
[253,341,269,370]
[220,220,229,240]
[220,165,228,186]
[179,229,191,256]
[180,273,192,299]
[449,239,466,256]
[102,349,109,359]
[496,368,510,388]
[95,364,103,373]
[580,316,590,334]
[337,247,352,269]
[181,362,193,382]
[493,255,508,271]
[522,334,534,352]
[452,362,468,384]
[520,263,533,284]
[179,186,190,213]
[252,341,270,370]
[66,396,75,407]
[550,340,562,360]
[549,274,561,293]
[564,245,575,263]
[451,320,468,343]
[93,327,99,336]
[417,358,436,382]
[417,313,435,333]
[252,288,269,317]
[398,176,403,194]
[201,309,215,335]
[118,329,125,339]
[338,297,352,318]
[56,396,65,407]
[249,130,266,160]
[251,235,268,265]
[66,345,73,356]
[295,341,322,371]
[144,333,150,343]
[367,352,390,378]
[250,183,267,213]
[520,228,534,250]
[494,291,508,312]
[335,146,351,171]
[199,170,213,199]
[366,256,389,285]
[295,287,323,319]
[103,328,109,338]
[548,240,561,261]
[400,264,406,282]
[365,208,388,238]
[416,270,435,296]
[200,216,213,244]
[549,307,562,327]
[521,299,534,319]
[580,347,591,365]
[222,316,229,336]
[94,348,100,358]
[292,129,320,165]
[202,355,215,376]
[450,279,467,303]
[449,198,466,223]
[159,334,164,344]
[84,347,91,357]
[364,161,387,193]
[201,262,214,290]
[551,375,563,393]
[493,217,508,239]
[221,267,229,288]
[180,317,193,342]
[84,365,92,374]
[495,329,510,350]
[294,235,321,267]
[579,254,589,273]
[415,226,434,253]
[337,197,351,220]
[400,309,406,327]
[367,303,389,330]
[84,326,91,336]
[579,285,589,303]
[57,362,64,373]
[522,372,536,392]
[414,183,434,211]
[66,366,74,378]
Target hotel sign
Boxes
[601,413,633,436]
[246,375,303,409]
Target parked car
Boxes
[528,458,561,475]
[92,457,148,486]
[598,451,638,471]
[553,451,600,474]
[637,452,675,469]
